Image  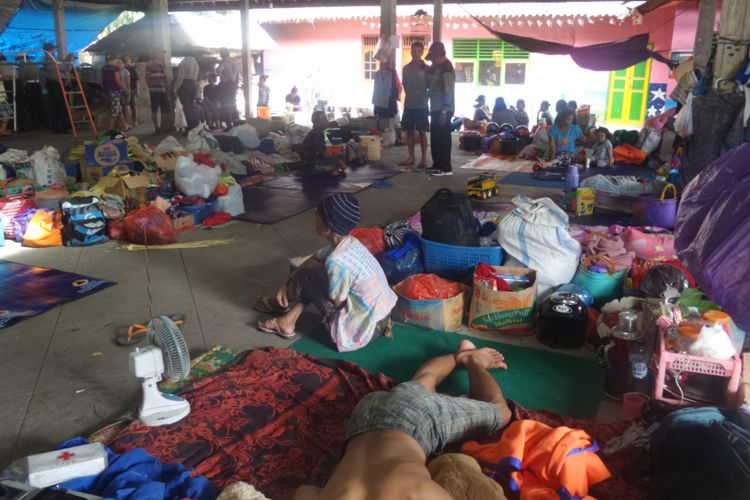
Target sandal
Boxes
[257,318,296,339]
[254,296,289,315]
[116,314,186,346]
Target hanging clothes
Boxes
[372,68,401,118]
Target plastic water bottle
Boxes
[563,164,579,207]
[627,341,650,395]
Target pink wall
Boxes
[262,4,701,125]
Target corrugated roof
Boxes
[251,2,645,24]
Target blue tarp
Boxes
[0,0,122,60]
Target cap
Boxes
[425,42,446,60]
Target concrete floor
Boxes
[0,126,616,470]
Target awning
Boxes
[0,0,122,60]
[172,12,278,51]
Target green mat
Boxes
[293,323,604,419]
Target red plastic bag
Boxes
[123,205,177,245]
[108,219,126,241]
[351,227,387,256]
[398,274,462,300]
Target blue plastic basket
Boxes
[178,202,215,225]
[422,238,504,281]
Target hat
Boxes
[475,95,486,103]
[318,193,360,236]
[425,42,446,60]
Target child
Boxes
[592,127,614,167]
[298,110,346,175]
[203,73,221,129]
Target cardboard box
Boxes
[392,277,469,332]
[469,265,538,334]
[81,160,137,186]
[575,187,596,216]
[85,140,128,167]
[25,442,107,488]
[96,174,151,204]
[172,213,195,233]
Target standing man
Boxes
[424,42,455,177]
[42,42,68,133]
[173,54,199,132]
[257,74,270,112]
[400,41,429,169]
[122,55,139,127]
[216,48,239,128]
[145,48,171,133]
[101,57,126,131]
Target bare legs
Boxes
[413,340,512,425]
[417,131,428,169]
[400,130,428,168]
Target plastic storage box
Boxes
[178,202,215,225]
[422,238,504,281]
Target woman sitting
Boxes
[491,97,518,128]
[549,109,583,157]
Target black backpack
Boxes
[420,188,479,247]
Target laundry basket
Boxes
[633,183,678,229]
[422,238,504,281]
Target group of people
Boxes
[100,54,139,131]
[468,95,529,129]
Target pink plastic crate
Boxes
[654,325,742,408]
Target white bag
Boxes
[29,146,66,187]
[216,182,245,216]
[174,97,187,130]
[175,155,221,198]
[187,123,219,152]
[155,135,185,154]
[673,94,694,136]
[228,123,260,149]
[497,195,581,296]
[638,127,662,155]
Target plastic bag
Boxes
[228,124,260,149]
[378,234,424,285]
[673,94,694,136]
[175,155,221,198]
[29,146,66,187]
[22,209,63,247]
[174,98,187,130]
[688,324,736,360]
[398,273,462,301]
[215,183,245,216]
[108,219,126,241]
[186,123,219,152]
[638,128,662,156]
[154,136,185,155]
[613,144,647,164]
[13,208,39,243]
[351,227,386,256]
[675,143,750,332]
[123,205,177,245]
[639,264,692,298]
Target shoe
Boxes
[426,168,453,176]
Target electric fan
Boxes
[128,315,191,426]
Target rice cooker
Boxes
[538,292,589,348]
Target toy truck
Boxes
[467,174,499,199]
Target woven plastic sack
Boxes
[675,143,750,332]
[29,146,66,187]
[123,205,177,245]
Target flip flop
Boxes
[116,314,186,346]
[254,296,290,315]
[257,318,296,339]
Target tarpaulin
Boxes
[474,17,673,72]
[0,0,122,59]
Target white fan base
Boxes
[139,377,191,426]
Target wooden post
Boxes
[240,0,253,119]
[379,0,397,64]
[692,0,717,75]
[149,0,172,80]
[52,0,68,60]
[433,0,443,42]
[713,0,750,92]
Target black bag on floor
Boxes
[420,188,479,246]
[215,134,244,154]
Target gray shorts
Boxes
[345,380,502,457]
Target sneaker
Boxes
[426,168,453,176]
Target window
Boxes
[452,38,530,86]
[455,62,475,83]
[362,35,379,80]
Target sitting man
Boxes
[297,110,346,176]
[294,339,512,499]
[256,193,397,351]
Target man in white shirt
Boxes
[173,55,199,131]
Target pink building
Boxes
[254,1,710,127]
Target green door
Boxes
[606,57,652,125]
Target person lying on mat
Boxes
[255,193,397,351]
[297,110,347,176]
[293,340,513,500]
